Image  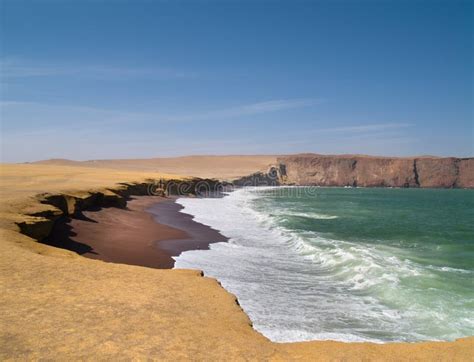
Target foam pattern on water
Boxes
[174,187,474,343]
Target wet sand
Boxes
[45,196,227,269]
[147,198,228,260]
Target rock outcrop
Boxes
[234,154,474,188]
[233,164,287,186]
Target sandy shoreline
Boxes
[148,198,228,263]
[45,196,227,269]
[0,163,472,360]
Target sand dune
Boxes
[33,155,278,180]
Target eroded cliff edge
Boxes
[235,154,474,188]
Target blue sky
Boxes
[1,0,472,162]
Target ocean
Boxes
[174,187,474,343]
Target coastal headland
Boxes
[35,153,474,188]
[0,161,473,360]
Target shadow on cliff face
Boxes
[43,215,98,255]
[233,165,286,186]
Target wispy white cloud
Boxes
[262,122,412,141]
[0,97,322,132]
[311,123,414,134]
[167,98,323,122]
[0,58,197,80]
[0,100,154,131]
[0,97,325,161]
[265,122,414,143]
[252,122,417,154]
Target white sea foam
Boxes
[277,211,339,219]
[173,187,474,343]
[426,265,473,274]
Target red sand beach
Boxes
[45,196,227,269]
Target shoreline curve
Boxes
[0,163,472,360]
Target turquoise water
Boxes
[175,187,474,342]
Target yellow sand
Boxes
[0,163,472,360]
[33,155,278,180]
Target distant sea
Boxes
[174,187,474,343]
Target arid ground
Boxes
[0,161,472,360]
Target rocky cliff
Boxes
[233,155,474,188]
[277,155,474,188]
